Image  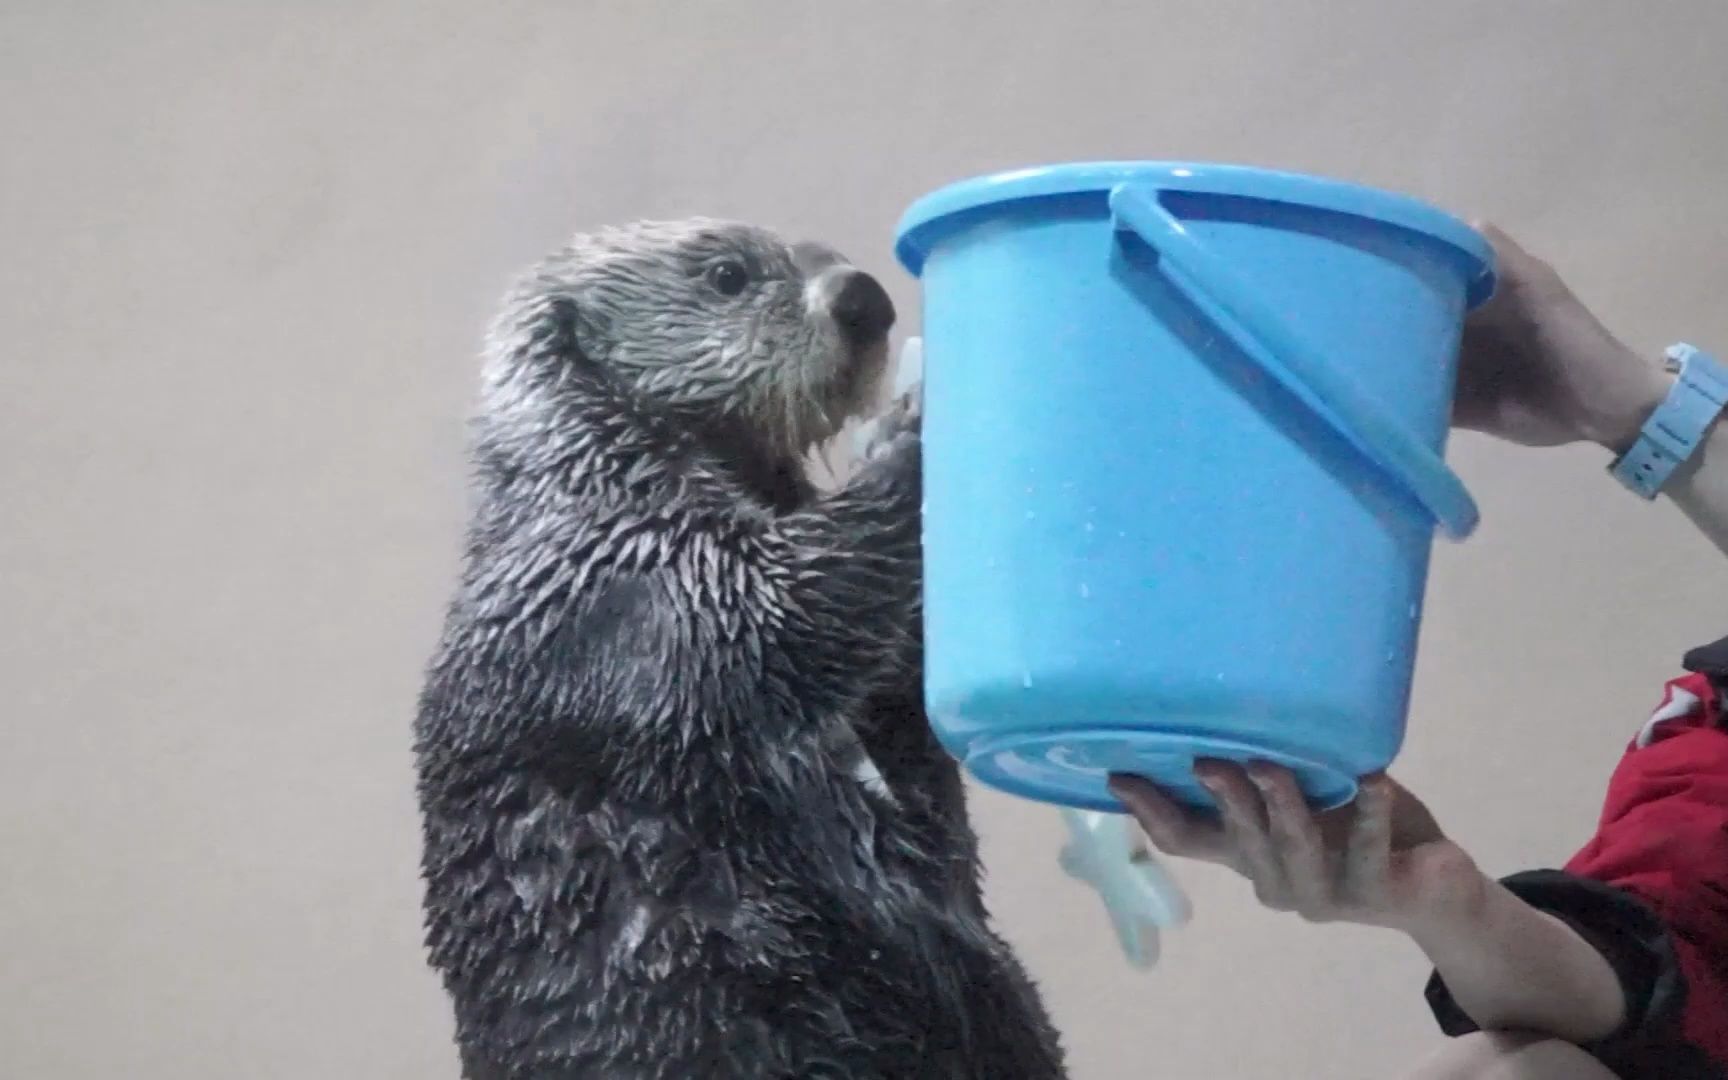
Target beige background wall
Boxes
[4,3,1726,1078]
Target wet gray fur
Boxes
[414,219,1066,1079]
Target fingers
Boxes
[1195,762,1290,907]
[1471,219,1516,258]
[1115,766,1430,929]
[1247,764,1331,917]
[1109,774,1223,862]
[1468,218,1564,297]
[1470,219,1533,272]
[1115,764,1364,921]
[1341,774,1395,904]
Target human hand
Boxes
[1109,764,1489,934]
[1453,223,1667,452]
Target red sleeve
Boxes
[1563,672,1728,1066]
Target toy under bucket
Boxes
[894,162,1496,813]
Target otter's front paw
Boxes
[855,427,921,516]
[866,382,922,456]
[886,381,922,434]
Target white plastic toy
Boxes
[1058,807,1191,968]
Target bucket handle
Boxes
[1108,183,1479,539]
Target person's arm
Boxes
[1110,767,1626,1044]
[1454,223,1728,553]
[1407,878,1625,1043]
[1662,414,1728,552]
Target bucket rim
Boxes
[893,161,1497,307]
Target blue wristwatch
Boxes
[1609,344,1728,499]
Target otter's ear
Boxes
[506,291,602,378]
[539,295,586,363]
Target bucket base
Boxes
[964,728,1361,813]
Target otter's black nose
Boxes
[831,270,896,343]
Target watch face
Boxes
[1664,343,1717,377]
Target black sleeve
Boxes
[1424,869,1719,1080]
[1681,633,1728,681]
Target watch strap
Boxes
[1609,344,1728,499]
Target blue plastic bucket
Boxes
[894,162,1495,813]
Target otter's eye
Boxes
[706,260,750,297]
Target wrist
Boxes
[1399,861,1498,946]
[1405,875,1629,1041]
[1582,346,1671,454]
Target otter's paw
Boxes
[856,427,921,507]
[869,382,922,449]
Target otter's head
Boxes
[484,218,896,494]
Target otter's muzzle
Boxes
[829,271,895,344]
[797,243,897,345]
